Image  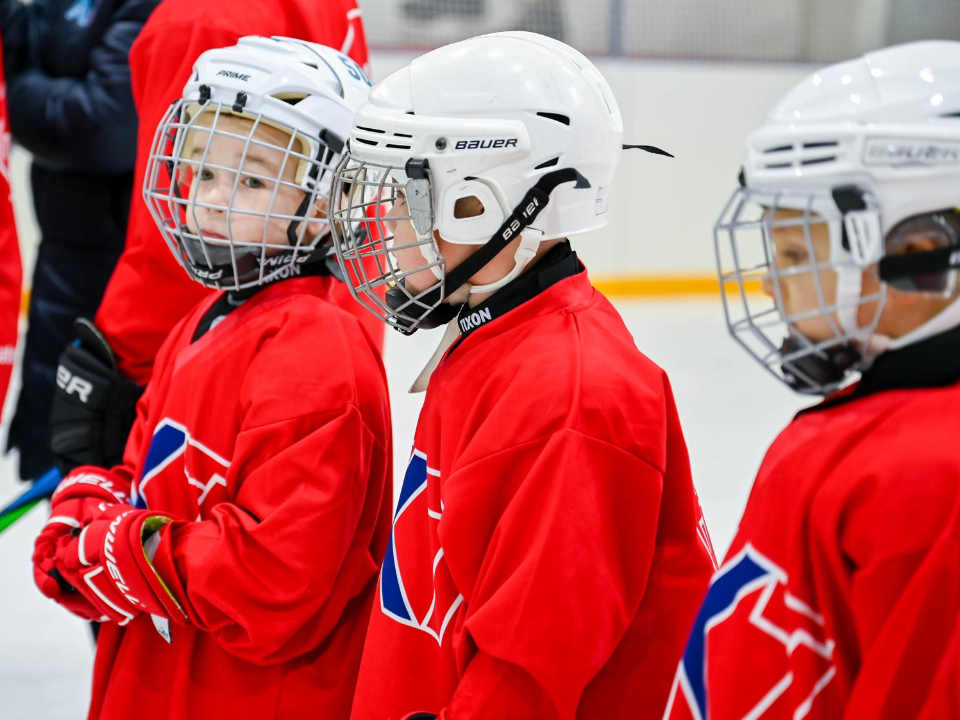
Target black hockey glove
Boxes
[49,318,143,475]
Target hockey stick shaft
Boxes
[0,499,42,535]
[0,467,61,518]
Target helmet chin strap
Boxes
[468,228,543,295]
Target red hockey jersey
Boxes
[86,276,392,719]
[351,249,716,720]
[0,43,21,408]
[664,345,960,720]
[93,0,381,386]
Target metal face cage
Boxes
[715,186,886,395]
[330,152,449,334]
[144,99,335,291]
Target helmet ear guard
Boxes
[879,209,960,296]
[435,179,506,244]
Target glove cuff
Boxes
[103,507,186,621]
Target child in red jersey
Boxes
[30,37,392,720]
[330,31,716,720]
[665,41,960,720]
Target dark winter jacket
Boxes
[0,0,161,481]
[0,0,161,174]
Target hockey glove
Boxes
[56,504,186,625]
[32,469,128,619]
[49,318,143,476]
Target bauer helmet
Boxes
[716,40,960,395]
[329,31,625,334]
[143,36,372,291]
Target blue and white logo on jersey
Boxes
[663,544,836,720]
[380,449,463,645]
[132,418,230,513]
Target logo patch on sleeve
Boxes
[663,545,836,720]
[379,450,463,645]
[132,418,230,514]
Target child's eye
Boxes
[243,176,265,189]
[781,248,807,264]
[199,168,214,181]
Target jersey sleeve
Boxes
[0,41,21,411]
[440,429,665,718]
[148,317,387,665]
[835,455,960,718]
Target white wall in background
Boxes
[8,57,812,282]
[368,52,811,278]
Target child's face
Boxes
[383,188,442,294]
[184,113,319,250]
[383,190,483,295]
[764,208,880,342]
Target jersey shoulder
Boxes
[447,292,673,468]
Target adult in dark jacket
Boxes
[0,0,160,481]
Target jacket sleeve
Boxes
[147,321,386,665]
[0,0,52,75]
[838,458,960,719]
[4,4,149,171]
[439,430,665,719]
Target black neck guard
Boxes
[454,240,581,341]
[804,322,960,415]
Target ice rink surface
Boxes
[0,297,808,719]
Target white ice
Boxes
[0,298,807,719]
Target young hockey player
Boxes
[665,40,960,720]
[30,37,392,720]
[330,31,717,720]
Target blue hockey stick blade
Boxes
[0,467,62,518]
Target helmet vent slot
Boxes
[355,137,378,146]
[537,112,570,126]
[273,93,307,106]
[763,145,793,154]
[386,143,412,150]
[534,156,560,169]
[356,125,386,134]
[801,156,836,166]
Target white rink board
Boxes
[366,52,813,278]
[0,298,805,719]
[8,57,813,283]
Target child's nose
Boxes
[761,276,775,298]
[198,177,231,208]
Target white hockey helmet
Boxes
[716,40,960,395]
[330,31,627,334]
[143,36,372,291]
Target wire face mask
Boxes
[330,154,454,335]
[715,186,887,395]
[144,99,339,292]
